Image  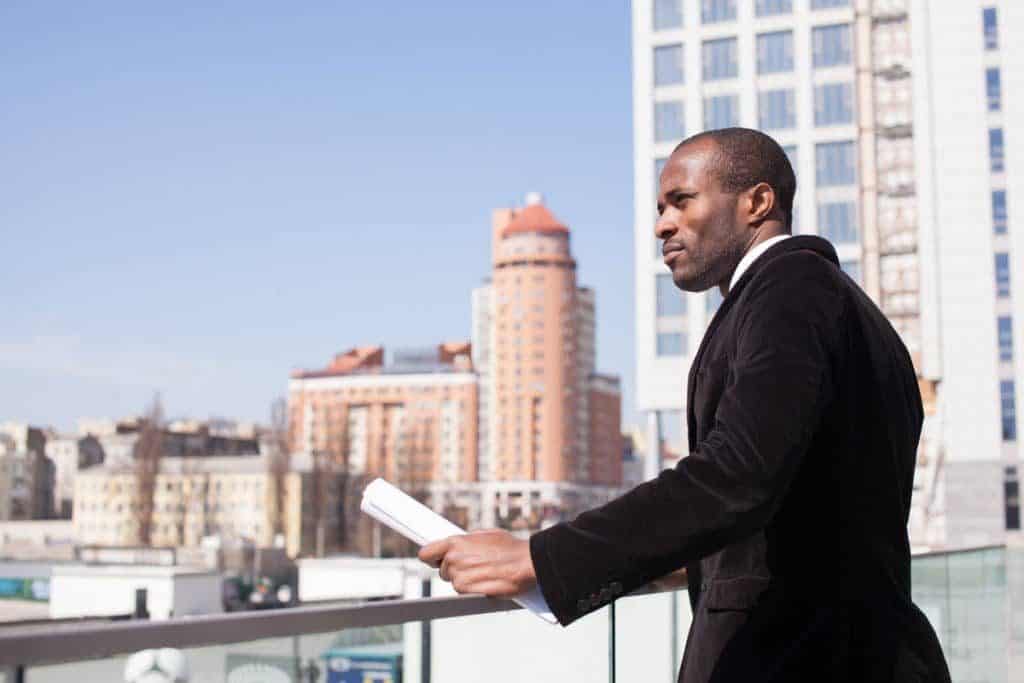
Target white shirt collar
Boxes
[727,234,792,292]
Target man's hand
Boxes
[418,529,537,598]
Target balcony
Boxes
[0,545,1011,683]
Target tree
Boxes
[134,393,164,546]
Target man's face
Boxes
[656,140,749,292]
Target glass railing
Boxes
[0,545,1011,683]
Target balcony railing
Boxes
[0,545,1011,683]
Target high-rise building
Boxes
[632,0,1024,549]
[0,423,53,520]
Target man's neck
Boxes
[719,225,789,296]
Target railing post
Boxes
[421,579,431,683]
[608,600,616,683]
[134,589,149,620]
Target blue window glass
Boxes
[756,0,791,16]
[984,7,999,51]
[815,141,856,186]
[704,94,739,130]
[987,68,1002,112]
[813,24,852,68]
[654,44,685,86]
[1002,379,1017,441]
[657,332,686,356]
[818,201,858,244]
[814,82,854,126]
[758,89,796,130]
[756,31,794,74]
[706,287,723,314]
[999,316,1014,362]
[701,0,736,24]
[703,38,738,81]
[996,252,1011,298]
[654,0,683,30]
[841,260,861,284]
[657,274,686,316]
[812,0,849,8]
[991,128,1005,173]
[655,101,685,142]
[993,190,1008,235]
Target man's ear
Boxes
[747,182,776,227]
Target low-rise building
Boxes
[46,435,104,518]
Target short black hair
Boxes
[674,127,797,231]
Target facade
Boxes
[0,423,53,520]
[46,435,104,518]
[632,0,1024,549]
[73,454,338,558]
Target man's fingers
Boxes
[418,537,454,567]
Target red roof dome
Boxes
[502,204,569,236]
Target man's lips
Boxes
[663,246,685,266]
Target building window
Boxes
[996,252,1011,297]
[657,332,686,356]
[993,190,1008,235]
[990,128,1005,172]
[1002,380,1017,441]
[812,0,849,8]
[812,24,852,68]
[999,316,1014,362]
[815,141,856,186]
[654,0,683,30]
[654,44,685,86]
[814,82,853,126]
[702,38,738,81]
[756,31,794,74]
[755,0,791,16]
[818,201,858,244]
[987,68,1002,112]
[701,0,736,24]
[840,260,861,284]
[984,7,999,51]
[657,274,686,316]
[758,89,795,130]
[655,101,686,142]
[1007,467,1021,530]
[704,94,739,130]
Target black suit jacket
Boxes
[530,236,950,682]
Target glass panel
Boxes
[654,0,683,31]
[655,101,686,142]
[812,24,852,68]
[814,82,854,126]
[984,7,999,51]
[756,31,794,74]
[702,38,738,81]
[987,68,1002,112]
[701,0,737,24]
[993,190,1008,234]
[990,128,1005,173]
[812,0,849,8]
[755,0,792,17]
[654,44,685,86]
[998,316,1014,362]
[817,201,858,244]
[657,332,686,356]
[758,89,796,130]
[703,94,739,130]
[657,273,686,316]
[1002,379,1017,441]
[815,141,857,186]
[996,252,1011,298]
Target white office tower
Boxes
[632,0,1024,549]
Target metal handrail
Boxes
[0,573,688,669]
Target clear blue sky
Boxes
[0,2,640,433]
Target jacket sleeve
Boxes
[529,252,847,626]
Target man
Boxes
[420,128,950,682]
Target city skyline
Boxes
[0,2,638,432]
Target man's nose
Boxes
[654,213,676,241]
